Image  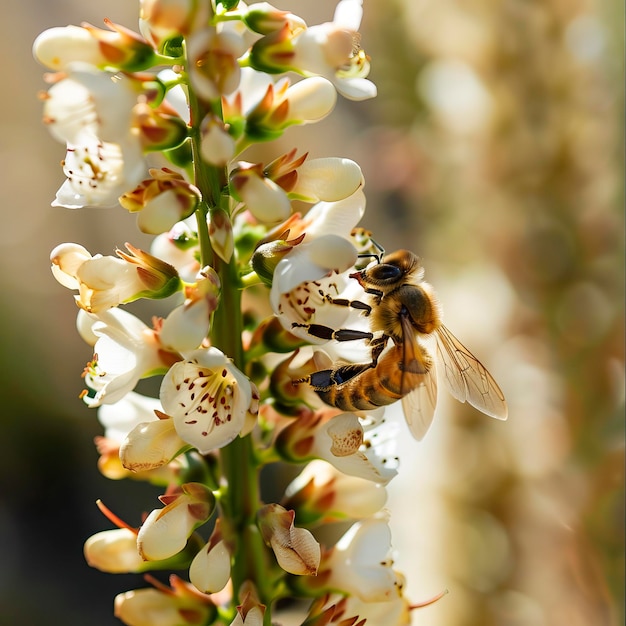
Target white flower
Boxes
[160,348,253,454]
[322,516,403,602]
[51,242,180,312]
[291,0,376,100]
[186,27,246,102]
[277,410,398,485]
[150,219,201,283]
[77,308,170,407]
[283,459,388,522]
[98,391,162,442]
[41,65,147,208]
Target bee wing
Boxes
[399,310,438,440]
[401,367,438,441]
[435,325,508,420]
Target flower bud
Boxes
[114,577,214,626]
[288,157,363,203]
[115,243,182,300]
[139,0,212,51]
[159,265,220,351]
[33,20,157,72]
[250,230,306,286]
[230,162,292,223]
[189,524,230,594]
[248,23,296,74]
[134,102,188,152]
[120,168,200,235]
[209,207,234,262]
[200,114,236,166]
[257,503,320,576]
[137,483,215,561]
[278,77,337,126]
[230,586,265,626]
[84,528,144,573]
[120,412,189,472]
[242,3,306,36]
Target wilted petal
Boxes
[258,503,320,575]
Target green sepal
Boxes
[163,137,193,168]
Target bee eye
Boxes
[370,264,401,282]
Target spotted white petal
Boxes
[160,348,252,454]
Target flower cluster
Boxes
[34,1,434,624]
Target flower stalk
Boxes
[32,1,470,624]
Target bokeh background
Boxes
[0,1,623,624]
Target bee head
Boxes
[350,249,423,290]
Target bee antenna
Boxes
[357,238,385,264]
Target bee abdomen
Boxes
[315,367,401,412]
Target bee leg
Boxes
[318,292,372,316]
[369,334,390,364]
[292,322,373,343]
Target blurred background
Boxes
[0,0,623,624]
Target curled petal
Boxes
[50,242,92,289]
[258,504,320,575]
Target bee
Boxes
[293,249,508,440]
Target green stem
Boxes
[186,58,272,611]
[211,259,272,606]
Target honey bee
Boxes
[293,249,508,440]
